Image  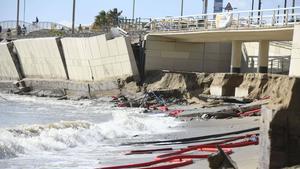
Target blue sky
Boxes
[0,0,297,26]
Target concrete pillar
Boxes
[258,40,269,73]
[289,24,300,77]
[230,41,242,73]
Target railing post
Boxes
[259,11,263,27]
[272,10,276,26]
[204,18,208,30]
[179,17,182,31]
[285,9,289,26]
[248,12,251,27]
[237,13,240,29]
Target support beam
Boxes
[230,41,242,73]
[258,40,269,73]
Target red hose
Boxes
[141,159,193,169]
[157,134,258,158]
[238,109,261,116]
[98,134,259,169]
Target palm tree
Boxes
[94,10,107,29]
[107,8,123,26]
[94,8,123,30]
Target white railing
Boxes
[0,20,71,33]
[147,6,300,32]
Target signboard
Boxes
[214,0,223,13]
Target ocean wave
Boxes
[0,110,180,159]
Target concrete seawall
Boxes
[0,43,20,81]
[0,34,139,94]
[14,37,68,79]
[61,34,138,81]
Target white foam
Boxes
[0,111,181,159]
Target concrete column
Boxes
[230,41,242,73]
[289,24,300,77]
[258,40,269,73]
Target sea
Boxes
[0,94,182,169]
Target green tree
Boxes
[107,8,122,26]
[93,8,122,29]
[94,10,107,28]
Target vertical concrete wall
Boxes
[61,37,93,81]
[61,34,138,81]
[289,24,300,76]
[91,36,138,81]
[14,38,67,79]
[0,43,20,80]
[145,35,231,73]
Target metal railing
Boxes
[147,6,300,32]
[0,20,71,34]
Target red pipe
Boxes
[98,134,258,169]
[157,134,258,158]
[238,109,261,116]
[141,159,193,169]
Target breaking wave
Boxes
[0,110,180,159]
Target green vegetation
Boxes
[93,8,122,30]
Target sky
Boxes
[0,0,298,27]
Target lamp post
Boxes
[16,0,20,29]
[251,0,255,23]
[202,0,208,20]
[203,0,208,15]
[132,0,136,23]
[72,0,76,34]
[23,0,26,22]
[181,0,184,16]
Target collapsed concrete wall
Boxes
[0,43,20,80]
[14,38,68,79]
[145,35,231,73]
[61,34,139,81]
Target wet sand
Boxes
[99,116,260,168]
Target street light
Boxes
[72,0,76,34]
[132,0,136,21]
[202,0,208,14]
[16,0,20,29]
[181,0,184,16]
[23,0,26,22]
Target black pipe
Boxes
[122,127,260,145]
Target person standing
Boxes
[17,25,22,35]
[6,28,11,38]
[22,24,27,35]
[0,25,2,33]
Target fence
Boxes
[147,6,300,32]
